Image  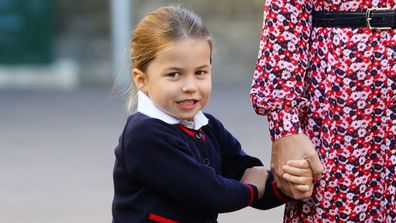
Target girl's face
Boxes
[133,38,212,120]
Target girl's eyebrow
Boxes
[164,66,184,71]
[164,64,210,71]
[196,64,210,69]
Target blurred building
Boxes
[0,0,264,89]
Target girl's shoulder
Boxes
[203,112,226,131]
[124,112,176,134]
[119,113,185,152]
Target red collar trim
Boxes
[177,124,206,140]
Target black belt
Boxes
[312,8,396,30]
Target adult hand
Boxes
[271,133,323,200]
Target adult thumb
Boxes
[306,153,324,181]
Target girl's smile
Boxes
[176,99,199,111]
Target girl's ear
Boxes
[132,68,148,93]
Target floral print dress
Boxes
[251,0,395,222]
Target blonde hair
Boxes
[127,5,213,111]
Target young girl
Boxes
[112,6,313,223]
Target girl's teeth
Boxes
[180,100,193,105]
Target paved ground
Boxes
[0,81,285,223]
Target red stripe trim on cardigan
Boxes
[244,184,255,206]
[177,124,206,140]
[177,124,195,137]
[272,181,289,203]
[148,213,179,223]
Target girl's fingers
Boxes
[287,159,310,168]
[294,184,310,192]
[283,173,312,185]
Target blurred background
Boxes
[0,0,285,222]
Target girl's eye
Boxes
[196,70,207,76]
[167,72,181,78]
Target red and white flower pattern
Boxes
[251,0,395,222]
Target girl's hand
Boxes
[282,159,314,195]
[240,166,268,199]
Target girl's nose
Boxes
[181,77,198,93]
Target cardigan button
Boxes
[196,132,203,139]
[203,158,210,166]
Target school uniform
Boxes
[112,91,289,223]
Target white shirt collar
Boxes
[137,91,208,130]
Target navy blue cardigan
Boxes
[112,112,288,223]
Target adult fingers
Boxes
[308,155,324,181]
[304,150,324,181]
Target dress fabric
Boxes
[251,0,395,222]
